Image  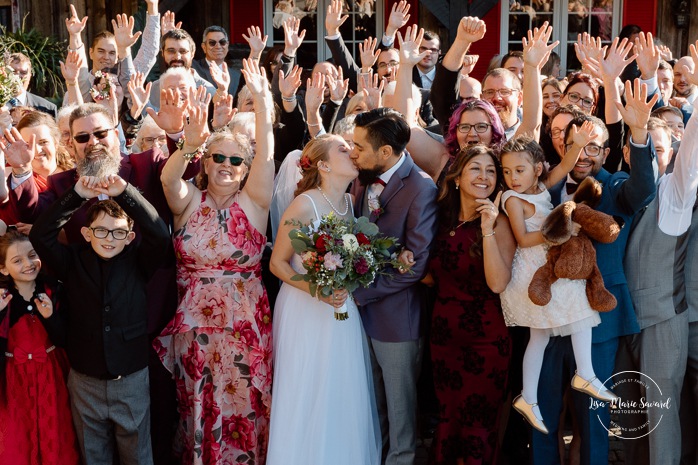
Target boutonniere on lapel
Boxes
[368,197,384,220]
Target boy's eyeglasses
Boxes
[89,227,130,240]
[73,127,116,144]
[210,153,245,166]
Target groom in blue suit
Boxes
[350,108,438,465]
[532,81,658,465]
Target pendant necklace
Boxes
[317,186,349,216]
[450,213,478,236]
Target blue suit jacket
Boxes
[351,154,438,342]
[549,138,657,342]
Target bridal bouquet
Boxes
[0,56,23,107]
[89,70,115,101]
[288,212,403,320]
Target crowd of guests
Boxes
[1,1,698,465]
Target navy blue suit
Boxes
[532,138,657,465]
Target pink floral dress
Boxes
[154,192,272,465]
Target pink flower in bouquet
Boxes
[354,256,370,275]
[301,250,318,266]
[323,252,344,270]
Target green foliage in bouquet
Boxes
[0,16,67,101]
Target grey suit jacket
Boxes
[351,153,438,342]
[25,92,57,118]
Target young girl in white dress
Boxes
[498,125,618,434]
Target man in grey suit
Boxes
[7,52,57,118]
[191,25,241,99]
[350,108,438,465]
[619,110,698,465]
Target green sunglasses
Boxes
[210,153,244,165]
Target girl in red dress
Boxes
[0,230,80,465]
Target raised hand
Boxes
[658,44,673,62]
[112,13,142,53]
[305,72,326,115]
[325,0,349,36]
[326,66,349,102]
[455,16,486,45]
[359,37,380,71]
[79,174,128,197]
[575,32,604,65]
[614,78,659,143]
[161,11,181,36]
[209,62,231,91]
[241,58,269,96]
[597,37,636,81]
[396,25,428,67]
[361,71,385,110]
[279,65,303,99]
[127,72,152,117]
[2,127,36,170]
[60,50,84,84]
[570,120,596,148]
[283,16,306,56]
[635,32,660,80]
[523,22,558,69]
[34,293,53,319]
[212,95,237,130]
[385,0,411,37]
[65,4,87,36]
[242,26,268,61]
[461,55,479,75]
[146,88,188,134]
[182,96,210,150]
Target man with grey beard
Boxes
[2,102,198,465]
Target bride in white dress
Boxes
[268,134,380,465]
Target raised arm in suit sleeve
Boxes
[615,134,658,215]
[29,187,85,277]
[113,183,170,279]
[353,180,438,304]
[430,63,459,132]
[10,175,55,223]
[325,35,361,93]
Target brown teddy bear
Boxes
[528,177,621,312]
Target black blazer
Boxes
[30,184,170,378]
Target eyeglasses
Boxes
[457,123,492,134]
[565,92,594,109]
[565,143,606,157]
[481,88,518,99]
[551,128,566,139]
[377,60,399,70]
[419,46,440,55]
[142,135,167,145]
[73,127,116,144]
[210,153,245,165]
[89,227,130,240]
[207,39,229,47]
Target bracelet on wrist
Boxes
[482,230,495,237]
[176,136,207,162]
[308,122,322,127]
[68,43,84,52]
[281,94,296,103]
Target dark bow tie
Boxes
[566,182,578,195]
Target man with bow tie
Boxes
[350,107,437,465]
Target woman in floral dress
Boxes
[154,60,274,464]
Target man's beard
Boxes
[357,166,384,186]
[77,145,121,178]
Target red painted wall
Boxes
[229,0,263,43]
[469,2,502,82]
[622,0,658,34]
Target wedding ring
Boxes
[41,303,47,307]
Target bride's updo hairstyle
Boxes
[294,134,335,197]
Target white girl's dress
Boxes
[499,188,601,336]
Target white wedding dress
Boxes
[266,194,380,465]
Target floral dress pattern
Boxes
[154,192,272,465]
[428,223,511,465]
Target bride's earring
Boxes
[455,182,459,190]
